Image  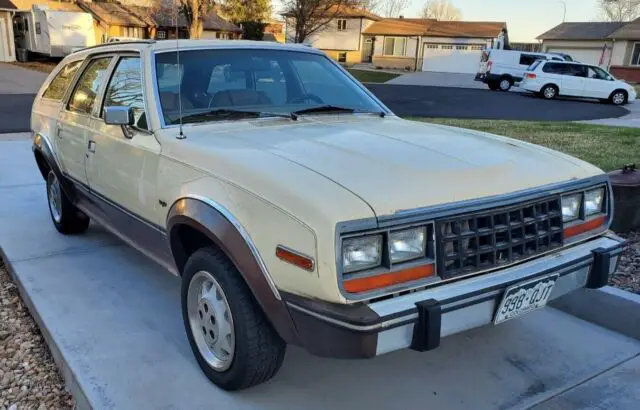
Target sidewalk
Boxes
[580,101,640,128]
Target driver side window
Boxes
[102,56,147,130]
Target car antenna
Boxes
[175,0,185,139]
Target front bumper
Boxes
[284,233,625,358]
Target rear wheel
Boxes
[182,247,286,390]
[541,84,558,100]
[610,90,628,106]
[46,171,90,234]
[499,76,513,91]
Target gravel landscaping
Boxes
[0,261,73,410]
[610,231,640,295]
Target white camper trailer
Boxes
[13,5,95,60]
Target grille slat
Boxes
[436,197,564,279]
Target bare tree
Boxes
[356,0,384,13]
[282,0,361,44]
[421,0,462,21]
[179,0,215,39]
[599,0,640,21]
[381,0,410,17]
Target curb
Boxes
[551,286,640,341]
[0,246,92,410]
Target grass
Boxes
[410,118,640,172]
[347,69,400,83]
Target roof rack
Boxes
[70,40,156,54]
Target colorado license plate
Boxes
[494,274,559,325]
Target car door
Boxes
[57,56,113,185]
[585,66,615,99]
[85,54,164,231]
[559,64,587,97]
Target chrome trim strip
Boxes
[276,244,316,272]
[184,195,282,301]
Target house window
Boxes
[337,19,347,31]
[156,30,167,40]
[383,37,407,56]
[425,44,439,49]
[338,52,347,63]
[455,45,468,50]
[441,45,453,50]
[631,43,640,65]
[471,45,485,51]
[125,27,141,38]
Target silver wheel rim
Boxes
[187,271,235,371]
[500,79,510,90]
[613,93,625,105]
[544,87,556,99]
[48,173,62,223]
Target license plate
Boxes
[494,274,559,325]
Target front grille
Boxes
[436,197,564,279]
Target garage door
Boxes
[422,43,485,74]
[547,48,603,66]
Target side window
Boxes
[42,61,82,101]
[519,54,538,66]
[566,64,587,77]
[102,57,147,130]
[542,63,563,74]
[588,66,609,80]
[68,57,112,115]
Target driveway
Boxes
[1,139,639,409]
[387,71,488,89]
[367,84,629,121]
[0,63,48,133]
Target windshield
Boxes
[155,49,383,125]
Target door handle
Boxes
[88,140,96,153]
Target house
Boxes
[283,5,383,64]
[362,18,505,73]
[0,0,17,61]
[76,0,148,43]
[537,19,640,82]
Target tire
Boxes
[498,76,513,92]
[541,84,558,100]
[46,171,90,234]
[181,247,286,391]
[610,90,628,106]
[488,81,499,91]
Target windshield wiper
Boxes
[178,108,297,123]
[293,105,386,117]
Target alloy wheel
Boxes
[612,92,626,105]
[47,173,62,223]
[543,87,556,99]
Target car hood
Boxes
[162,116,602,218]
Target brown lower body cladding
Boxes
[610,66,640,83]
[373,56,417,71]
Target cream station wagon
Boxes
[31,40,625,390]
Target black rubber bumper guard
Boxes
[410,246,621,352]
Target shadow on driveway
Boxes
[367,84,630,121]
[0,94,36,133]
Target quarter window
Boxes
[43,60,82,101]
[102,57,147,129]
[68,57,112,115]
[383,37,407,56]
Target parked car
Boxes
[520,60,636,105]
[475,49,571,91]
[31,40,625,390]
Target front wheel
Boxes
[181,247,286,390]
[46,171,89,234]
[610,90,628,106]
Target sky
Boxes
[272,0,602,42]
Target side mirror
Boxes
[104,106,134,126]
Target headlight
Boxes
[342,235,382,273]
[561,193,581,222]
[584,188,605,216]
[389,227,426,263]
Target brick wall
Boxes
[610,66,640,83]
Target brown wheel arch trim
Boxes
[166,195,301,346]
[32,133,79,203]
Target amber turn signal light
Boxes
[564,216,606,238]
[276,246,314,271]
[343,264,435,293]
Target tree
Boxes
[421,0,462,21]
[282,0,361,44]
[356,0,384,13]
[219,0,271,24]
[178,0,215,39]
[381,0,410,17]
[599,0,640,21]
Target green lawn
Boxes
[346,69,400,83]
[410,119,640,172]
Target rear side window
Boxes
[68,57,112,115]
[528,60,542,71]
[519,54,539,66]
[42,61,82,101]
[564,64,587,77]
[542,63,564,74]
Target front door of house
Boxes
[363,38,374,63]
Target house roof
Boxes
[283,5,382,21]
[8,0,81,12]
[0,0,16,10]
[363,19,505,38]
[537,22,626,40]
[77,1,148,27]
[608,17,640,39]
[202,12,242,32]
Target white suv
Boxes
[520,60,636,105]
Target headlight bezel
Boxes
[341,234,384,274]
[561,184,610,241]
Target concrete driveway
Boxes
[0,63,48,133]
[1,138,640,409]
[387,71,489,90]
